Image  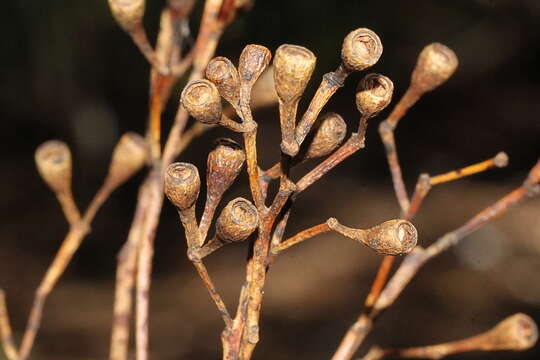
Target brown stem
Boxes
[56,190,81,226]
[271,222,331,254]
[296,134,362,194]
[294,64,351,150]
[0,290,17,360]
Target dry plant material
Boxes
[363,313,538,359]
[3,3,539,360]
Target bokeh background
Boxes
[2,0,540,359]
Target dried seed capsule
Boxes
[206,139,246,200]
[181,79,223,124]
[35,140,72,195]
[199,139,246,239]
[238,44,272,86]
[481,313,538,351]
[304,113,347,160]
[411,43,458,93]
[328,218,417,256]
[216,198,259,243]
[206,57,240,106]
[164,162,200,211]
[341,28,383,72]
[108,0,145,32]
[364,219,417,255]
[356,73,394,117]
[106,132,147,190]
[273,44,316,103]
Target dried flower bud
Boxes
[106,132,147,190]
[328,218,417,256]
[167,0,196,19]
[273,44,316,103]
[164,162,200,211]
[482,313,538,351]
[364,219,417,255]
[181,79,223,124]
[341,28,383,72]
[304,113,347,160]
[108,0,145,32]
[238,44,272,86]
[216,197,259,243]
[411,43,458,93]
[207,139,246,199]
[206,57,240,106]
[35,140,72,195]
[356,73,394,117]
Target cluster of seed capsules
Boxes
[162,27,439,258]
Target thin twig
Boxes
[0,290,17,360]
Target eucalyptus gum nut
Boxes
[216,198,259,243]
[108,0,145,32]
[181,79,223,124]
[206,57,240,106]
[106,132,147,189]
[273,44,316,103]
[356,73,394,117]
[411,43,458,93]
[341,28,383,72]
[35,140,72,195]
[164,162,200,211]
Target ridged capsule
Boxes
[206,57,240,107]
[164,162,201,211]
[216,198,259,243]
[411,43,458,93]
[356,73,394,118]
[181,79,223,125]
[341,28,383,72]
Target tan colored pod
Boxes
[35,140,72,195]
[106,132,147,190]
[164,162,201,211]
[206,139,246,199]
[304,113,347,160]
[238,44,272,86]
[216,198,259,243]
[206,57,240,106]
[181,79,223,124]
[273,44,316,103]
[356,73,394,117]
[108,0,145,32]
[341,28,383,72]
[480,313,538,351]
[411,43,458,93]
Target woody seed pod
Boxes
[164,162,200,211]
[105,132,147,190]
[328,218,417,256]
[356,73,394,117]
[35,140,72,195]
[304,113,347,160]
[238,44,272,86]
[411,43,458,93]
[480,313,538,351]
[199,139,246,239]
[108,0,145,32]
[181,79,223,124]
[273,44,316,103]
[206,57,240,106]
[216,198,259,243]
[341,28,383,72]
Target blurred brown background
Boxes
[1,0,540,359]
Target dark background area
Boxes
[1,0,540,359]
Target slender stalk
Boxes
[0,290,17,360]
